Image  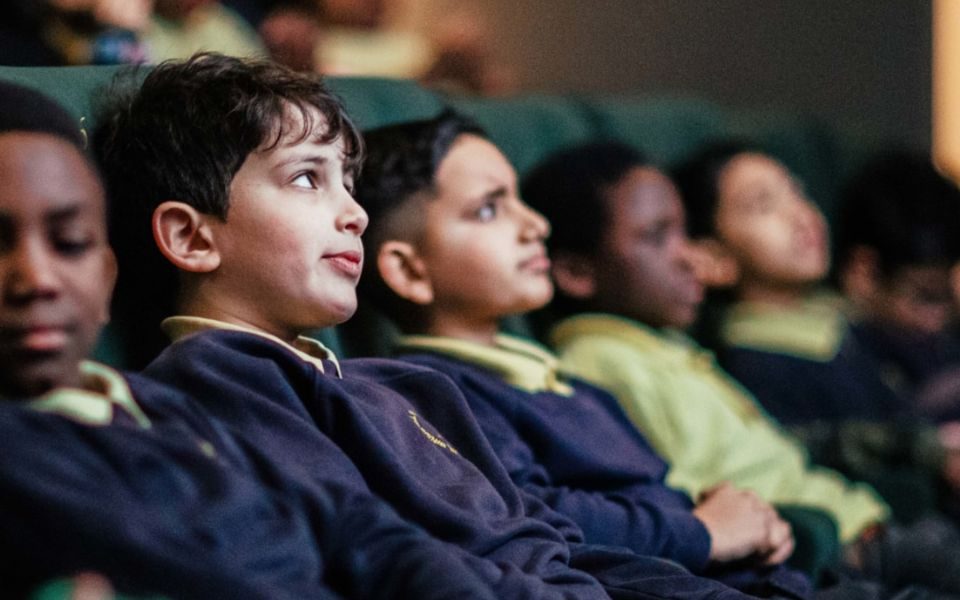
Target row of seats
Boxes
[0,63,876,365]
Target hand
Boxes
[693,481,794,565]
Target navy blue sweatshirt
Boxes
[144,328,771,600]
[720,331,909,425]
[398,347,813,598]
[0,371,500,600]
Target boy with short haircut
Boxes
[352,118,820,598]
[524,139,960,595]
[0,78,505,600]
[97,53,763,600]
[835,150,960,423]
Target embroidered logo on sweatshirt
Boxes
[407,410,459,455]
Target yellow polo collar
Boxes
[162,316,342,377]
[397,333,575,396]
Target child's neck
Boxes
[736,280,814,308]
[423,314,499,347]
[179,293,304,345]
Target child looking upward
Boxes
[0,78,497,600]
[97,53,763,600]
[526,139,960,596]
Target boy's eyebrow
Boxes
[482,186,510,201]
[45,205,85,224]
[273,154,329,171]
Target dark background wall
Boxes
[449,0,932,151]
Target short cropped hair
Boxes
[93,52,362,368]
[835,149,960,277]
[355,109,485,330]
[0,80,87,152]
[521,141,649,324]
[521,141,648,259]
[671,140,759,240]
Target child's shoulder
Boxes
[340,355,449,382]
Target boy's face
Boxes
[205,110,367,340]
[874,264,956,335]
[0,132,114,397]
[714,153,828,291]
[416,134,552,324]
[589,166,703,329]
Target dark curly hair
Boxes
[93,52,362,367]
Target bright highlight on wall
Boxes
[934,0,960,182]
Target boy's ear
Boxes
[152,201,221,273]
[377,240,434,305]
[552,252,597,300]
[838,245,879,305]
[689,238,740,288]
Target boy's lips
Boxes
[0,324,71,353]
[520,254,551,273]
[324,250,363,278]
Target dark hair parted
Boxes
[354,109,485,331]
[521,141,648,258]
[671,140,760,240]
[835,149,960,277]
[93,52,361,368]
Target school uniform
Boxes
[2,361,505,600]
[0,361,333,600]
[553,313,960,596]
[394,333,814,599]
[717,300,910,424]
[551,313,889,544]
[143,316,767,600]
[850,321,960,423]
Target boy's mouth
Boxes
[519,253,551,273]
[324,250,363,278]
[0,324,71,353]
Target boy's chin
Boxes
[511,289,553,315]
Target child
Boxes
[351,115,826,599]
[0,77,506,600]
[835,150,960,422]
[96,53,762,600]
[523,139,960,595]
[674,142,913,425]
[674,143,960,517]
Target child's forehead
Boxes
[437,135,515,188]
[0,132,104,216]
[266,104,334,147]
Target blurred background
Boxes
[0,0,941,152]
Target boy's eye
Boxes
[292,173,317,189]
[641,224,670,246]
[475,200,497,222]
[51,231,94,257]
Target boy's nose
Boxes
[4,240,60,301]
[339,196,369,236]
[521,202,551,240]
[793,198,825,231]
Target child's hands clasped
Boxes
[693,481,795,565]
